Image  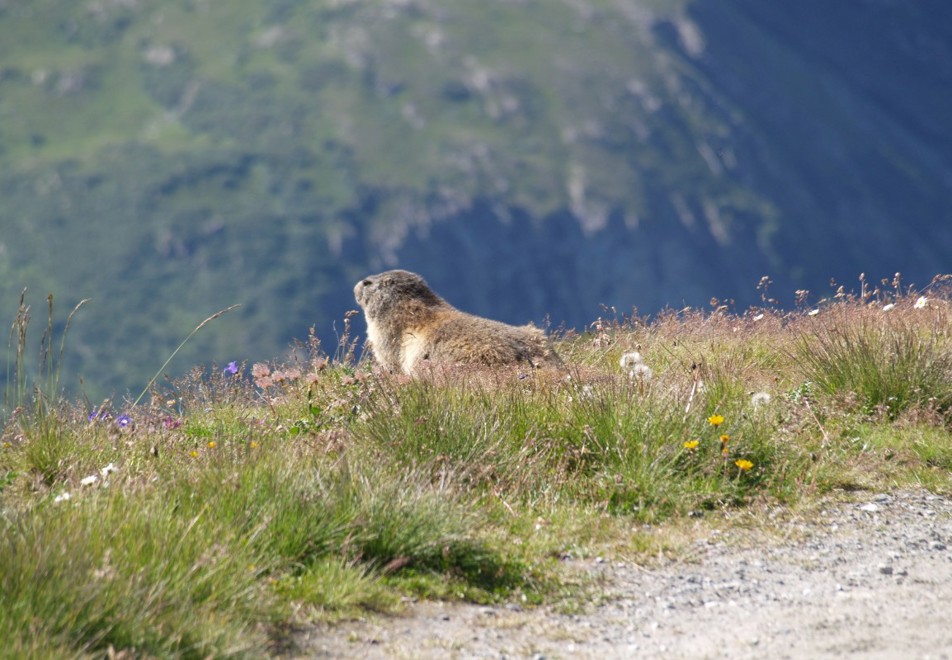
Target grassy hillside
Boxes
[2,285,951,656]
[2,0,951,401]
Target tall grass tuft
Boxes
[795,308,952,419]
[4,291,87,419]
[0,492,272,656]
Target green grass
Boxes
[795,305,952,419]
[2,289,952,655]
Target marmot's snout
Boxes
[354,277,375,306]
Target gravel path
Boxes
[297,490,952,659]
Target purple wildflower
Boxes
[224,360,240,376]
[116,414,132,429]
[88,409,109,422]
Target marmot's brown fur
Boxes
[354,270,562,375]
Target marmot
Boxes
[354,269,562,375]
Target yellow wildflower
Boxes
[708,414,725,427]
[720,434,730,444]
[250,441,259,449]
[683,440,700,450]
[189,450,199,458]
[207,441,217,449]
[735,459,754,471]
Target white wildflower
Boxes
[619,351,643,369]
[53,492,71,503]
[751,391,772,407]
[629,363,653,382]
[914,296,928,309]
[807,308,820,316]
[580,384,595,400]
[80,475,98,487]
[100,463,119,478]
[752,313,765,321]
[882,303,895,312]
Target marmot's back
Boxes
[354,270,562,374]
[426,313,558,368]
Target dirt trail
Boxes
[296,490,952,659]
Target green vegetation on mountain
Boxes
[2,0,951,398]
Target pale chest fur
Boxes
[399,332,428,375]
[365,319,384,360]
[365,316,428,374]
[365,318,401,371]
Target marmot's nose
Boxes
[362,279,373,287]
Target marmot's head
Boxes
[354,270,445,322]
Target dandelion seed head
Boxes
[751,391,772,407]
[619,351,643,369]
[629,363,653,382]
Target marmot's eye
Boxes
[362,279,373,287]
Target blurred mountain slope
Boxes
[1,0,949,398]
